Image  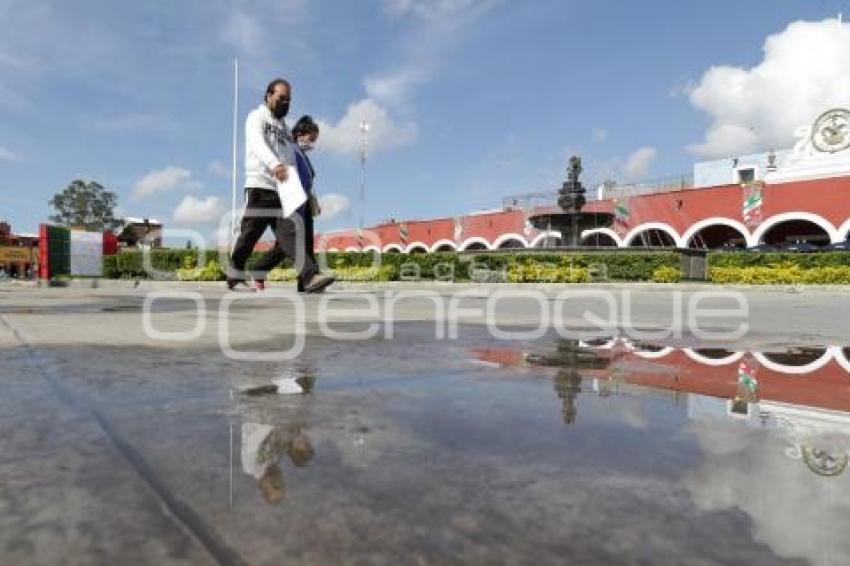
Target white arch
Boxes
[363,245,381,253]
[751,212,840,244]
[838,218,850,242]
[753,349,832,375]
[404,242,429,254]
[624,222,683,247]
[831,346,850,374]
[458,236,493,251]
[530,231,561,247]
[382,243,404,253]
[580,228,624,247]
[327,247,340,252]
[682,217,755,248]
[344,246,362,252]
[493,233,528,249]
[429,239,458,253]
[683,348,745,367]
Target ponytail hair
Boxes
[292,115,319,138]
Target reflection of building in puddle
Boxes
[469,338,850,421]
[470,338,850,563]
[688,395,850,477]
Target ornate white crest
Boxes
[811,108,850,153]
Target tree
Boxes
[48,180,122,232]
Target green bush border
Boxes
[102,249,850,284]
[706,251,850,269]
[102,249,684,282]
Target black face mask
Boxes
[272,100,290,119]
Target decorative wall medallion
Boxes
[811,108,850,153]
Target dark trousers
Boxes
[298,208,316,292]
[230,188,318,287]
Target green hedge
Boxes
[102,249,850,284]
[707,251,850,269]
[102,249,684,282]
[103,250,274,279]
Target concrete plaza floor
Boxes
[2,282,850,565]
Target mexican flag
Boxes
[742,184,764,227]
[453,216,464,241]
[737,361,759,395]
[614,199,630,226]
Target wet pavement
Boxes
[2,286,850,565]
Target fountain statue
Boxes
[525,340,612,425]
[528,156,614,247]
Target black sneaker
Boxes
[304,274,335,294]
[226,277,253,291]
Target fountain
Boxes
[528,155,614,246]
[525,340,612,425]
[458,153,708,281]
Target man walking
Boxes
[228,78,334,293]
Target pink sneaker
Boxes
[253,280,266,291]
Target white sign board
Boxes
[70,231,103,276]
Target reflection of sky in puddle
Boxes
[461,338,850,565]
[223,336,850,564]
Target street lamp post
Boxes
[358,120,369,249]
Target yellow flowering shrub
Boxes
[651,265,682,283]
[709,263,850,284]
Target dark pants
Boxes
[298,207,316,292]
[230,188,318,287]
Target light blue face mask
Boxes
[298,142,314,152]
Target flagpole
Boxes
[230,58,239,253]
[358,120,369,249]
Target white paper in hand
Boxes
[273,377,305,395]
[275,165,307,217]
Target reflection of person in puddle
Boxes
[242,423,314,504]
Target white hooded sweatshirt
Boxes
[244,103,297,192]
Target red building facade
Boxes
[316,111,850,253]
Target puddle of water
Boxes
[206,337,850,564]
[6,330,850,565]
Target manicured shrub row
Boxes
[707,251,850,269]
[103,250,684,282]
[709,264,850,284]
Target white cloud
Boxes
[685,422,850,564]
[383,0,496,23]
[219,1,311,80]
[623,147,657,180]
[592,128,608,143]
[0,146,22,162]
[173,195,224,224]
[221,9,264,56]
[91,114,179,134]
[317,99,417,157]
[364,69,428,106]
[132,166,201,200]
[208,161,232,179]
[317,193,351,221]
[688,17,850,158]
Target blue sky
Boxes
[1,0,849,242]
